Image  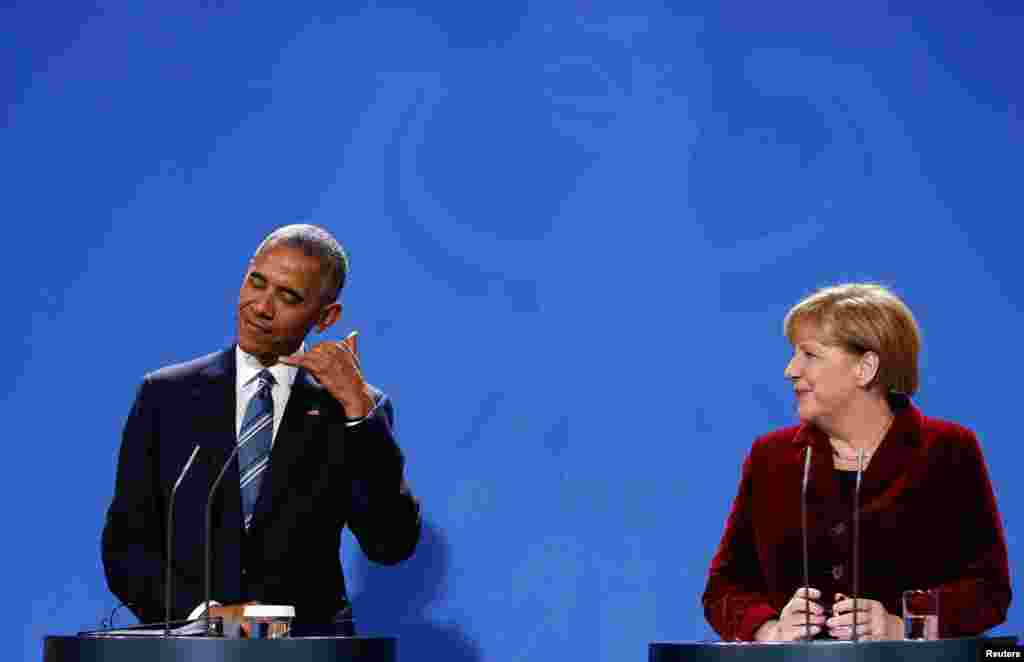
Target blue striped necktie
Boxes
[238,369,275,530]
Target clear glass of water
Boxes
[903,589,939,640]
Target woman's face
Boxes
[784,321,865,428]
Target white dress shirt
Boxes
[235,344,301,445]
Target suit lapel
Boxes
[248,369,329,533]
[188,348,244,600]
[791,404,923,520]
[860,403,921,513]
[792,424,839,506]
[194,348,239,459]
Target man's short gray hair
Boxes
[254,224,349,302]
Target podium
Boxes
[43,635,396,662]
[649,637,1019,662]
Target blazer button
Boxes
[832,564,844,581]
[831,522,846,537]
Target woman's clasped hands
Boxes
[755,588,902,641]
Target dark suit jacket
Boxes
[102,347,421,630]
[703,398,1011,641]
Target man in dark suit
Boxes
[102,224,420,634]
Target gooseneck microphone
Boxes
[801,446,812,640]
[852,449,865,642]
[204,440,247,635]
[164,444,202,636]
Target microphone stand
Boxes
[801,446,812,640]
[852,449,864,642]
[164,445,201,636]
[204,441,246,636]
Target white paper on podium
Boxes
[81,619,210,637]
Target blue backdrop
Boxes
[4,2,1022,661]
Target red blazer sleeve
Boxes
[931,428,1011,637]
[702,449,784,641]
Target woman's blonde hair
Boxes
[784,283,921,395]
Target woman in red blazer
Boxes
[703,283,1010,641]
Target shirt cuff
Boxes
[345,399,380,427]
[188,600,221,621]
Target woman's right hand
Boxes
[755,587,826,641]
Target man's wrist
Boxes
[341,395,373,418]
[343,391,378,425]
[188,600,221,621]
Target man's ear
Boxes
[316,302,342,333]
[857,351,880,388]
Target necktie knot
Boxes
[256,369,276,396]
